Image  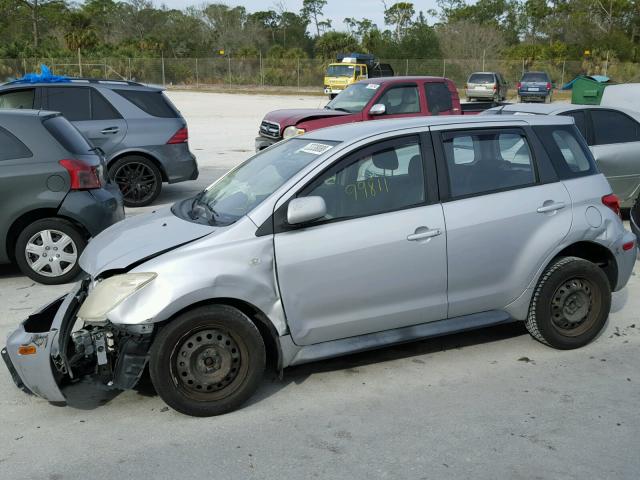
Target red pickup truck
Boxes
[255,76,495,151]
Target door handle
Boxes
[101,127,119,135]
[537,201,566,213]
[407,228,442,241]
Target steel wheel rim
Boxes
[170,327,249,402]
[25,229,77,277]
[113,162,157,205]
[550,277,600,337]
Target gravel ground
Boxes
[0,91,638,480]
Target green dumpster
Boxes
[570,75,614,105]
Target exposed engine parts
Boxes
[65,323,155,391]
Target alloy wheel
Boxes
[113,161,158,206]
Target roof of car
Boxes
[490,103,640,117]
[355,76,451,85]
[0,78,162,92]
[304,114,574,143]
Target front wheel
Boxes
[14,218,86,284]
[109,156,162,208]
[525,256,611,349]
[149,305,266,417]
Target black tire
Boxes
[14,218,86,285]
[109,155,162,208]
[525,256,611,349]
[149,305,266,417]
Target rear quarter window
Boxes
[0,126,32,160]
[42,115,93,154]
[535,125,597,179]
[114,89,178,118]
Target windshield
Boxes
[522,73,549,83]
[326,64,355,77]
[190,138,339,226]
[468,73,495,84]
[325,83,379,113]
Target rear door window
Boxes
[590,109,640,144]
[0,89,35,109]
[521,72,549,83]
[42,116,92,154]
[0,126,32,160]
[442,129,536,198]
[535,125,597,179]
[114,89,178,118]
[91,89,122,120]
[560,111,587,141]
[46,87,91,121]
[425,82,452,114]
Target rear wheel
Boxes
[149,305,266,417]
[525,256,611,349]
[14,218,86,285]
[109,155,162,208]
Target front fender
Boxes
[105,218,288,336]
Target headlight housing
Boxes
[77,273,157,323]
[282,126,305,139]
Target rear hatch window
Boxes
[521,73,549,83]
[114,89,179,118]
[468,73,495,84]
[42,115,93,154]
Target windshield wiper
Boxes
[331,107,352,113]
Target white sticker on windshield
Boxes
[298,143,334,155]
[366,83,380,90]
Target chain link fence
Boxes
[3,57,640,91]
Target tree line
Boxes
[1,0,638,64]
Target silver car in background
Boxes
[465,72,508,102]
[3,115,636,417]
[0,79,198,207]
[484,103,640,209]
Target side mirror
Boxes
[287,196,327,225]
[369,104,386,116]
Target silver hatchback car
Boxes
[3,116,636,416]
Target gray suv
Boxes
[3,115,636,416]
[0,79,198,207]
[0,110,124,284]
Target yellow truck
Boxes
[323,53,394,99]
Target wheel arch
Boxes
[5,209,90,263]
[157,297,284,373]
[552,241,618,290]
[108,151,168,182]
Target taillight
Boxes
[516,82,521,89]
[59,159,101,190]
[167,127,188,144]
[546,82,552,90]
[493,83,497,91]
[602,194,621,216]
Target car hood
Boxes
[79,206,215,276]
[264,108,350,128]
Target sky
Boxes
[150,0,438,31]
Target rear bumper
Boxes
[613,230,637,291]
[518,90,550,100]
[255,135,279,152]
[466,89,495,98]
[146,144,199,184]
[58,185,125,237]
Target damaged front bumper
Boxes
[3,280,153,408]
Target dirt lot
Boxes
[0,91,638,480]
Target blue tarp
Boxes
[10,64,70,84]
[561,75,610,90]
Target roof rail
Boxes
[6,77,144,87]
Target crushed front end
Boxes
[2,279,154,407]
